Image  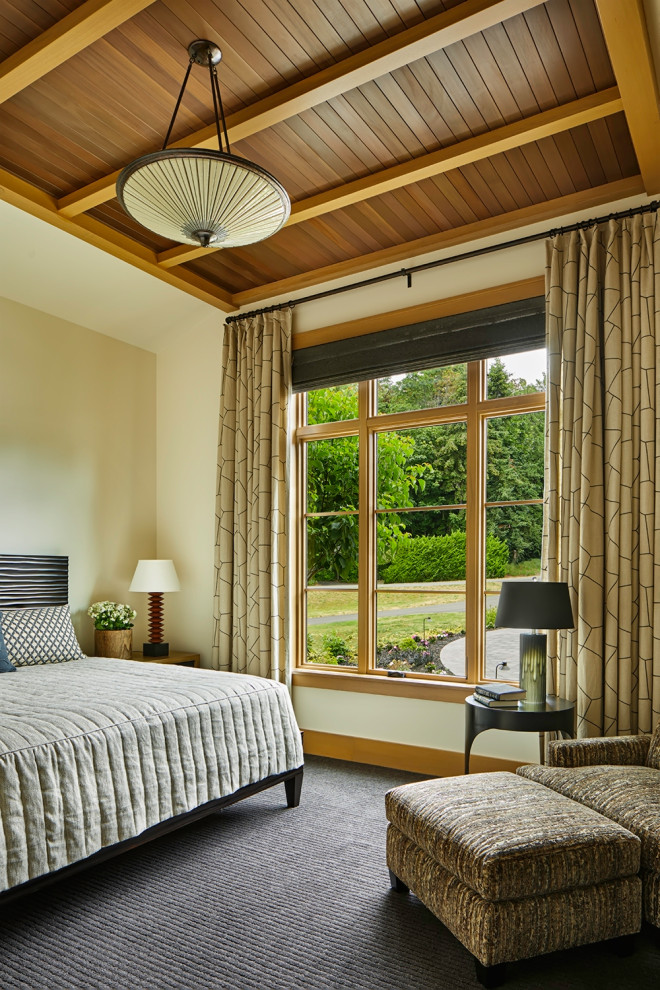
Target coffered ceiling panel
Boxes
[0,0,656,312]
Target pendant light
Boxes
[117,40,290,249]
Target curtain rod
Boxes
[225,198,660,325]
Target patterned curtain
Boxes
[212,308,292,683]
[544,213,660,736]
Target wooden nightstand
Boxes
[130,650,200,668]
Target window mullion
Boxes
[465,361,486,684]
[293,394,307,671]
[358,380,376,674]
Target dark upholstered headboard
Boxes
[0,555,69,609]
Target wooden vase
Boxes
[94,628,132,660]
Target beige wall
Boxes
[156,311,222,661]
[0,296,156,652]
[292,686,539,763]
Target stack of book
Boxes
[473,683,526,707]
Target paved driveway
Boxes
[441,628,520,680]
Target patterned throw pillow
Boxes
[646,723,660,770]
[0,605,85,666]
[0,617,16,672]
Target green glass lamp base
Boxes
[519,632,547,706]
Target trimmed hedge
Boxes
[381,531,508,583]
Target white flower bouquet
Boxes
[88,600,136,630]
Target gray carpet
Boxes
[0,756,658,990]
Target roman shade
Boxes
[292,296,545,392]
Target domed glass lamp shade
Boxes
[117,40,290,250]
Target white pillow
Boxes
[0,604,85,665]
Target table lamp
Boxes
[495,581,574,707]
[129,559,180,657]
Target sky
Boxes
[491,347,546,386]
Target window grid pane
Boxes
[305,588,358,668]
[296,356,545,682]
[376,590,466,677]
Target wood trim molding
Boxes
[232,175,645,307]
[292,276,545,350]
[0,0,156,105]
[301,728,523,776]
[57,0,547,218]
[595,0,660,196]
[293,668,474,703]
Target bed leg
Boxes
[284,769,303,808]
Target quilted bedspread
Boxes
[0,658,303,893]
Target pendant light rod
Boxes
[210,60,231,155]
[161,57,193,152]
[117,38,290,250]
[209,61,223,151]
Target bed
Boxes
[0,554,304,905]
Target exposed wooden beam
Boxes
[57,0,547,218]
[158,241,216,269]
[231,175,645,307]
[158,88,622,269]
[0,0,156,104]
[0,168,234,311]
[595,0,660,194]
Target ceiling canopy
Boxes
[0,0,657,314]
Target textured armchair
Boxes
[518,724,660,927]
[547,734,652,768]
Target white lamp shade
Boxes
[129,559,180,593]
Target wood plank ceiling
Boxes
[0,0,657,313]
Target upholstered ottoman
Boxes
[386,772,642,987]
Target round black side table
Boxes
[464,695,575,774]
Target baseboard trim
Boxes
[301,729,524,776]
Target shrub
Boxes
[485,537,509,578]
[381,531,508,583]
[320,632,356,666]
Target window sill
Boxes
[292,668,475,703]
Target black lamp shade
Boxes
[495,581,574,630]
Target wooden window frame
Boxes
[293,364,544,690]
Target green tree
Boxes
[376,360,545,561]
[307,385,427,582]
[485,361,544,560]
[305,360,545,578]
[378,365,467,413]
[379,366,468,539]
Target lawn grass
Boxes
[501,558,542,577]
[376,613,465,641]
[485,560,541,592]
[307,587,464,616]
[307,560,541,617]
[307,611,466,654]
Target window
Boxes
[293,349,545,684]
